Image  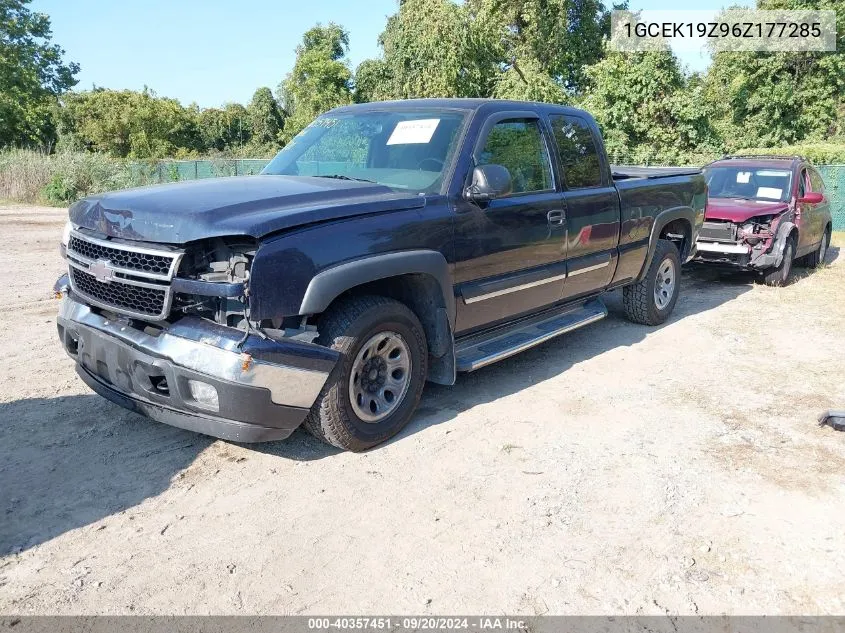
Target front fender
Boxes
[299,250,455,326]
[751,220,796,269]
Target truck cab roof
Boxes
[328,97,597,121]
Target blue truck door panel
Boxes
[559,186,620,300]
[546,114,621,302]
[452,112,567,335]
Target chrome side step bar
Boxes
[455,298,608,372]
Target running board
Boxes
[455,298,608,372]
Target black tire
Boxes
[762,236,794,286]
[803,226,831,269]
[304,295,428,452]
[623,239,681,326]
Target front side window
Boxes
[549,115,603,189]
[705,166,794,202]
[798,169,808,198]
[476,118,553,195]
[262,110,466,193]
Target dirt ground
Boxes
[1,204,844,616]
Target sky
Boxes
[32,0,753,109]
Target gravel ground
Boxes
[1,204,844,615]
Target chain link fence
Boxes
[143,159,845,231]
[818,165,845,231]
[132,159,271,183]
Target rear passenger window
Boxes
[809,169,825,193]
[549,115,603,189]
[477,118,553,194]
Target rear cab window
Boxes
[548,114,604,189]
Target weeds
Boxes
[0,150,157,205]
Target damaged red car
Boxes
[693,156,832,286]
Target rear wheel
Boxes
[623,239,681,325]
[762,237,794,287]
[304,295,427,451]
[803,227,831,269]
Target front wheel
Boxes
[623,239,681,326]
[762,237,794,287]
[304,295,428,451]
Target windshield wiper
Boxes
[316,174,377,184]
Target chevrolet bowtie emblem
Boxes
[89,259,115,283]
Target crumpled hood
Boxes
[69,175,426,244]
[705,197,789,223]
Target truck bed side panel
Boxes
[611,174,707,285]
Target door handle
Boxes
[547,210,565,225]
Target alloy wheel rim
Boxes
[654,258,676,310]
[819,235,828,264]
[349,331,412,423]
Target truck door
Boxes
[547,114,621,302]
[452,113,568,334]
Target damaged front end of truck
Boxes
[55,222,339,443]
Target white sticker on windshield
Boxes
[757,187,782,199]
[386,119,440,145]
[736,171,751,183]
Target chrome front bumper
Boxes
[57,293,338,442]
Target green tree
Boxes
[704,0,845,149]
[355,0,615,105]
[373,0,498,100]
[580,47,719,163]
[195,103,252,153]
[353,58,393,103]
[0,0,79,148]
[469,0,617,95]
[491,56,569,103]
[246,87,284,147]
[279,23,352,142]
[57,88,203,158]
[197,107,228,152]
[220,102,251,149]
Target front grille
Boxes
[699,221,737,243]
[66,231,183,320]
[68,235,174,276]
[71,268,168,318]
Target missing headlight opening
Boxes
[173,237,256,327]
[738,215,775,245]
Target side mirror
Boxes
[465,164,512,201]
[798,192,823,204]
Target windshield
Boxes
[262,110,467,193]
[705,166,793,202]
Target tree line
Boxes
[2,0,844,164]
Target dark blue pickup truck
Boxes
[55,99,705,451]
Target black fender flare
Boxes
[637,206,698,281]
[298,250,456,328]
[772,221,797,267]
